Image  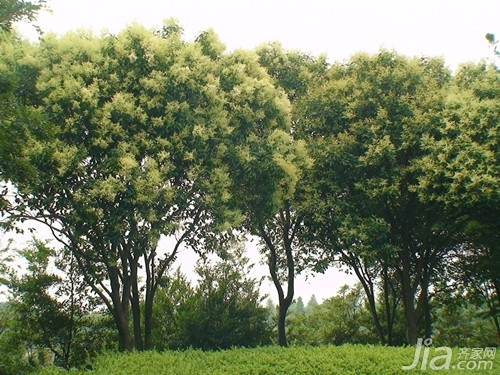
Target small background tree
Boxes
[152,243,272,350]
[1,240,115,370]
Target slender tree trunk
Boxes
[382,266,394,346]
[109,266,134,351]
[268,247,294,347]
[387,281,399,346]
[142,233,187,350]
[417,277,432,339]
[276,299,292,346]
[366,289,386,345]
[484,284,500,344]
[349,256,386,345]
[492,314,500,345]
[144,283,155,350]
[260,217,295,347]
[130,261,143,351]
[400,247,418,345]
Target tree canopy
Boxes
[0,18,499,365]
[1,23,291,351]
[298,51,456,344]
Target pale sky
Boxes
[19,0,500,69]
[10,0,499,302]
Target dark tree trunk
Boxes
[268,242,294,347]
[115,308,133,351]
[383,266,396,346]
[276,298,293,346]
[144,294,154,350]
[349,255,386,345]
[259,205,298,347]
[417,273,432,339]
[386,278,399,346]
[130,261,143,351]
[108,265,134,351]
[400,247,418,345]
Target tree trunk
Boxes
[349,256,386,345]
[277,301,290,346]
[269,249,294,347]
[417,277,432,339]
[109,266,134,351]
[131,261,144,351]
[259,214,295,348]
[492,313,500,345]
[400,247,418,345]
[386,280,399,346]
[382,266,393,346]
[366,289,386,345]
[115,309,133,351]
[144,285,155,350]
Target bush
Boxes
[152,245,272,350]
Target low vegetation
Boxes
[36,345,499,375]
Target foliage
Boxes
[417,62,500,342]
[0,303,37,375]
[1,240,115,370]
[35,345,500,375]
[225,42,324,346]
[0,0,47,32]
[0,16,499,367]
[433,302,498,348]
[418,62,500,215]
[255,42,328,103]
[0,31,40,190]
[1,23,290,350]
[485,33,499,65]
[288,285,378,346]
[152,244,272,350]
[298,50,454,344]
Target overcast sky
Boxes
[11,0,500,302]
[19,0,500,69]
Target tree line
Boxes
[0,2,499,371]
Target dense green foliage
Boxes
[0,7,499,374]
[1,241,116,373]
[298,51,456,345]
[0,22,291,351]
[35,345,500,375]
[151,246,272,350]
[288,285,379,345]
[287,286,497,349]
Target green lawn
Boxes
[37,344,499,375]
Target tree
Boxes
[152,244,272,350]
[439,243,500,345]
[417,62,500,343]
[0,0,47,33]
[225,43,326,347]
[150,267,193,350]
[0,0,46,182]
[2,240,113,369]
[287,285,377,346]
[0,30,41,196]
[0,303,36,375]
[1,24,288,351]
[433,296,499,347]
[291,296,305,314]
[299,51,453,344]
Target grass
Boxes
[37,344,499,375]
